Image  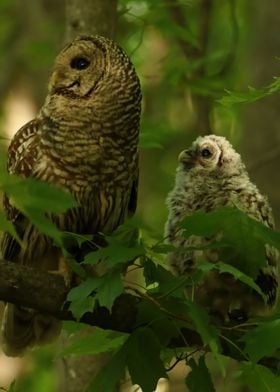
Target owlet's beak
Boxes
[178,149,196,169]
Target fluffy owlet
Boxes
[0,35,141,356]
[165,134,278,322]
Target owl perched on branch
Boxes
[0,35,141,356]
[165,135,278,322]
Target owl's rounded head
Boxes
[48,35,139,99]
[178,134,244,176]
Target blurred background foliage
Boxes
[0,0,280,391]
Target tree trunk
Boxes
[65,0,117,41]
[242,0,280,226]
[59,2,119,391]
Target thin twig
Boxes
[166,346,203,372]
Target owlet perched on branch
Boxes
[165,135,278,322]
[0,35,141,356]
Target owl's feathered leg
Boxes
[1,304,61,357]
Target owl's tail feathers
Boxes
[1,304,61,357]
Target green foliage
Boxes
[186,301,223,373]
[2,172,279,392]
[186,355,216,392]
[60,327,128,357]
[82,236,144,267]
[181,207,280,278]
[238,363,280,392]
[0,164,76,245]
[87,327,166,392]
[126,328,167,391]
[0,210,21,244]
[86,345,127,392]
[219,77,280,107]
[243,319,280,362]
[60,205,280,391]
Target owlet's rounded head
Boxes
[48,35,140,100]
[178,134,245,177]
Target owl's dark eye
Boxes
[201,148,212,158]
[70,57,90,70]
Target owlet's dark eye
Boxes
[70,57,90,70]
[201,148,212,158]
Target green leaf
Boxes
[187,301,224,374]
[0,174,77,244]
[0,210,22,244]
[94,272,123,310]
[243,319,280,362]
[68,272,124,316]
[136,300,180,345]
[67,278,98,319]
[2,175,77,214]
[215,262,266,300]
[142,257,158,286]
[83,237,144,268]
[143,259,188,297]
[187,301,219,348]
[59,328,128,357]
[68,296,95,321]
[239,362,280,392]
[8,381,16,392]
[219,76,280,107]
[112,220,140,247]
[86,345,127,392]
[150,243,176,254]
[24,207,63,245]
[63,232,94,248]
[62,320,88,335]
[87,327,166,392]
[180,207,280,278]
[219,87,268,107]
[186,355,216,392]
[67,278,97,302]
[127,328,167,392]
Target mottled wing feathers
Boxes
[1,119,40,261]
[7,119,40,177]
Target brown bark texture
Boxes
[65,0,117,41]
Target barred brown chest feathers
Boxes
[1,35,141,357]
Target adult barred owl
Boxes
[0,35,141,356]
[165,135,278,322]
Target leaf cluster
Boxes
[60,205,280,392]
[1,163,280,391]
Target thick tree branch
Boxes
[0,261,67,314]
[0,261,205,344]
[0,260,279,371]
[0,261,138,332]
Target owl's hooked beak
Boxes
[178,149,196,169]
